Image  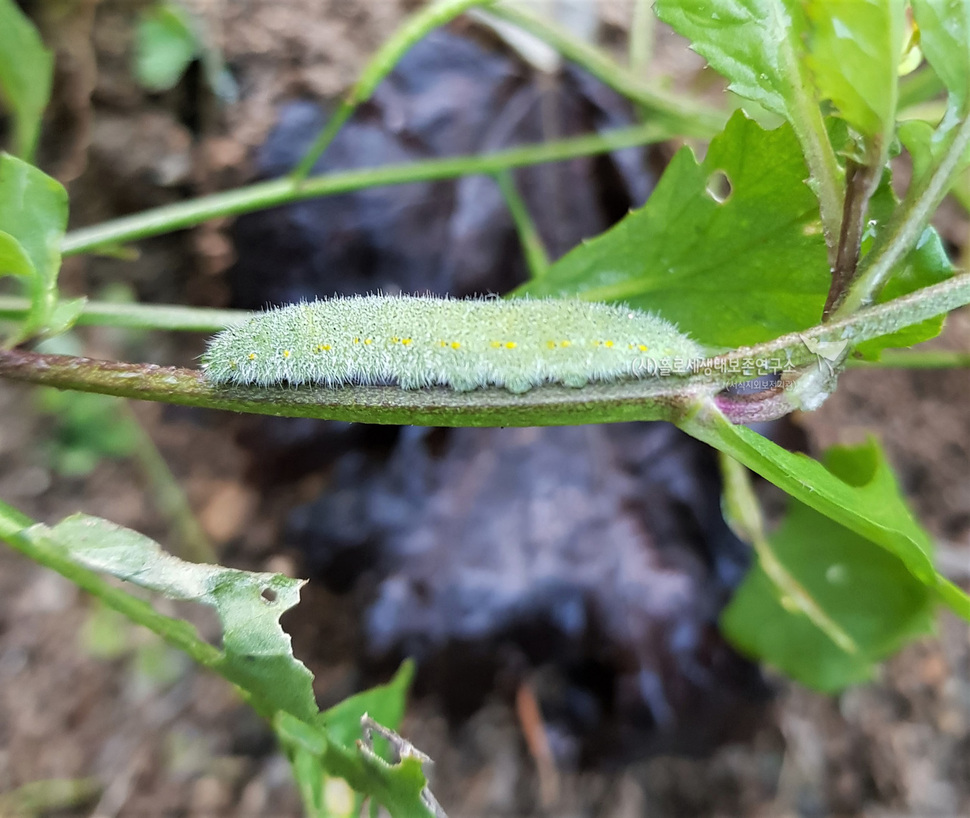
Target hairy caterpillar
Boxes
[201,295,704,394]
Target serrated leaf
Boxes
[517,112,829,347]
[722,442,935,691]
[321,660,414,750]
[911,0,970,109]
[277,705,436,818]
[135,2,200,91]
[0,0,53,159]
[655,0,812,121]
[685,411,970,624]
[32,513,319,721]
[806,0,905,142]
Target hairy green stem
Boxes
[2,274,968,426]
[61,122,672,257]
[0,349,700,426]
[838,111,970,316]
[775,8,844,267]
[292,0,496,180]
[846,349,970,368]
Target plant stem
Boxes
[837,110,970,316]
[823,154,886,318]
[846,349,970,368]
[292,0,496,180]
[2,273,968,426]
[778,30,844,266]
[495,170,549,278]
[718,453,858,654]
[0,348,699,426]
[121,403,216,563]
[482,2,725,137]
[0,295,246,333]
[61,122,672,257]
[629,0,655,76]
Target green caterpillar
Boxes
[201,295,704,394]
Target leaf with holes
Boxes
[518,111,830,348]
[29,513,318,721]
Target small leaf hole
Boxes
[261,587,278,603]
[705,170,732,203]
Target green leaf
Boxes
[0,501,438,817]
[683,406,970,624]
[0,0,53,159]
[0,229,35,278]
[721,442,935,692]
[45,297,88,337]
[0,153,66,284]
[135,2,200,91]
[320,660,414,751]
[722,443,935,691]
[654,0,812,121]
[517,112,830,348]
[32,513,319,722]
[911,0,970,109]
[806,0,905,142]
[0,153,70,344]
[898,118,938,183]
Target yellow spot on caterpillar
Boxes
[392,337,400,344]
[604,340,614,348]
[490,341,501,348]
[248,353,257,360]
[438,340,447,347]
[561,340,571,348]
[451,341,460,349]
[638,344,649,352]
[315,344,331,352]
[364,338,373,345]
[505,341,516,349]
[282,350,291,358]
[547,340,556,349]
[353,337,360,344]
[402,338,412,346]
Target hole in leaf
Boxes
[705,170,732,203]
[261,587,278,603]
